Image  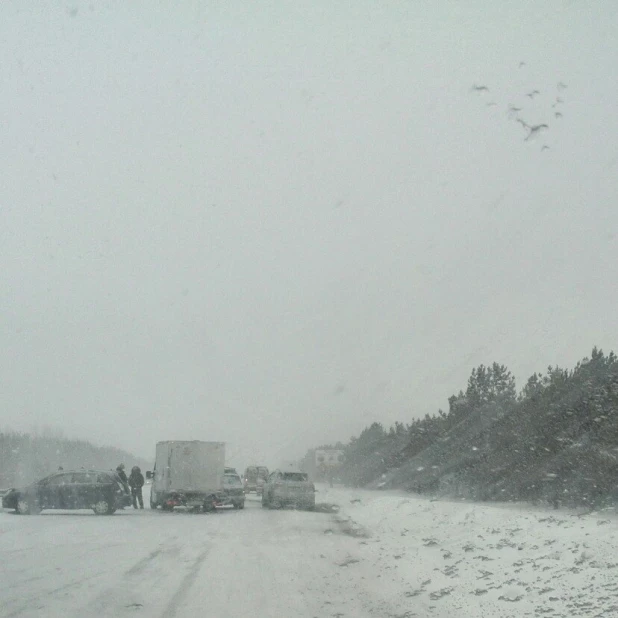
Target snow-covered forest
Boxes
[303,347,618,509]
[0,430,150,487]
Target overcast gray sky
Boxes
[1,0,617,468]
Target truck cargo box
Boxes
[151,441,225,509]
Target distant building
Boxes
[315,449,345,468]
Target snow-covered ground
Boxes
[1,485,617,617]
[320,485,618,618]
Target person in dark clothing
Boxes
[128,466,145,509]
[116,463,128,484]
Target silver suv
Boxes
[261,470,315,510]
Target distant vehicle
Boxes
[219,473,245,509]
[149,441,225,512]
[2,470,131,515]
[243,466,259,493]
[256,466,269,494]
[261,470,315,510]
[224,468,242,483]
[243,465,269,493]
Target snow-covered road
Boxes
[0,487,399,618]
[2,485,617,618]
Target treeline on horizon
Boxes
[302,347,618,509]
[0,429,150,488]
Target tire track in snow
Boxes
[80,541,186,615]
[124,547,163,575]
[1,572,106,618]
[160,546,211,618]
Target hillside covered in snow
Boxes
[303,348,618,510]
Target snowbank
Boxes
[318,485,618,617]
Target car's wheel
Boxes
[93,500,113,515]
[239,501,245,510]
[17,497,40,515]
[16,499,30,515]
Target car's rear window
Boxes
[223,475,242,487]
[282,473,308,481]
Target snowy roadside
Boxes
[317,484,618,618]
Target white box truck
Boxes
[149,441,225,512]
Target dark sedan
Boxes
[2,470,132,515]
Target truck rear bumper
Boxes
[156,491,220,508]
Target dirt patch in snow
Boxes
[313,502,340,514]
[330,514,371,539]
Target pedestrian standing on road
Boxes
[128,466,145,509]
[116,463,128,484]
